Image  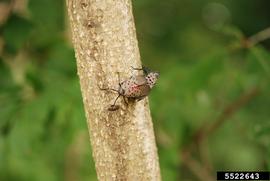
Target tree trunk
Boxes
[66,0,161,180]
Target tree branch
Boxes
[248,27,270,46]
[66,0,161,180]
[205,87,259,137]
[181,86,259,180]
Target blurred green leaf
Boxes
[28,0,65,46]
[2,15,33,54]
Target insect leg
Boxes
[107,94,121,111]
[112,94,121,106]
[123,97,128,106]
[131,66,150,75]
[131,66,143,71]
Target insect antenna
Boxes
[98,84,119,93]
[101,87,119,93]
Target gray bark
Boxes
[66,0,161,180]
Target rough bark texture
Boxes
[66,0,161,180]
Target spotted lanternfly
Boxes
[100,66,159,111]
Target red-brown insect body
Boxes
[101,66,159,111]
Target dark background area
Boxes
[0,0,270,180]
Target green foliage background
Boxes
[0,0,270,180]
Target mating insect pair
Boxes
[100,66,159,111]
